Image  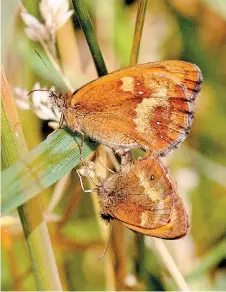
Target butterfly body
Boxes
[63,60,202,156]
[97,156,189,239]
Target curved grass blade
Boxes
[1,67,63,290]
[186,237,226,282]
[72,0,107,76]
[2,128,99,215]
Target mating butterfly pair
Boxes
[54,60,202,239]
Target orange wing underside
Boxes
[122,194,189,239]
[99,157,189,239]
[68,61,199,239]
[70,60,202,155]
[108,158,175,229]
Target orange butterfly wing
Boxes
[123,194,189,239]
[98,157,180,231]
[66,60,202,156]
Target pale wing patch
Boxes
[152,87,168,99]
[134,88,168,133]
[136,171,160,202]
[120,77,134,93]
[139,201,167,228]
[141,212,149,226]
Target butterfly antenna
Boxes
[27,89,50,96]
[34,49,61,93]
[98,223,113,260]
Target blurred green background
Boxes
[1,0,226,290]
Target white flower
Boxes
[31,82,61,121]
[14,82,61,122]
[21,12,49,41]
[21,0,73,42]
[40,0,73,31]
[14,87,30,110]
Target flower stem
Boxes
[39,39,74,92]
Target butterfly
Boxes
[56,60,201,238]
[96,156,189,239]
[57,60,202,157]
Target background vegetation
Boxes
[1,0,226,290]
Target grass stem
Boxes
[130,0,148,284]
[152,238,190,291]
[71,0,108,76]
[1,67,62,290]
[130,0,148,66]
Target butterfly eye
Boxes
[151,175,155,181]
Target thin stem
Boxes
[186,237,226,282]
[91,147,116,291]
[39,39,74,92]
[20,1,73,92]
[56,19,84,87]
[1,67,62,290]
[130,0,148,66]
[129,5,189,290]
[111,221,127,290]
[130,0,148,284]
[135,234,146,282]
[152,238,190,291]
[57,185,81,230]
[46,172,71,214]
[71,0,108,76]
[70,2,118,289]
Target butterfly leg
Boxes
[94,149,115,174]
[47,113,65,137]
[76,169,95,193]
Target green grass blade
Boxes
[130,0,148,284]
[1,68,62,290]
[72,0,107,76]
[114,1,134,67]
[2,0,104,216]
[130,0,148,65]
[70,2,119,289]
[2,128,98,215]
[186,238,226,282]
